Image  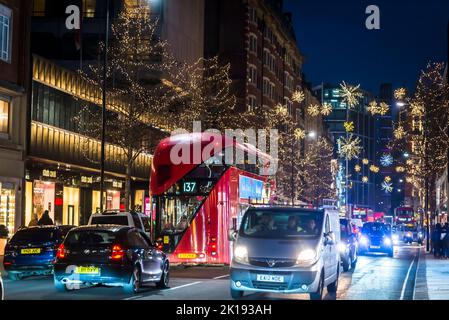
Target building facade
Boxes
[0,0,31,235]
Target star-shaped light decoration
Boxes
[337,135,362,160]
[380,154,393,167]
[294,128,306,140]
[343,121,355,132]
[362,158,369,165]
[406,176,413,183]
[340,81,363,108]
[292,90,305,103]
[410,101,424,117]
[367,101,378,115]
[395,166,405,173]
[370,165,379,173]
[394,126,406,140]
[321,103,333,116]
[307,104,321,117]
[362,176,369,183]
[354,164,361,172]
[381,181,393,193]
[275,103,289,117]
[394,88,407,100]
[378,102,389,116]
[384,176,392,183]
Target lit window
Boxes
[248,7,257,24]
[0,4,12,62]
[248,34,257,53]
[0,98,10,135]
[32,0,45,17]
[83,0,96,18]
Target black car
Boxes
[3,225,74,280]
[53,225,169,294]
[359,222,394,257]
[338,218,358,271]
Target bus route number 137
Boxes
[182,181,197,193]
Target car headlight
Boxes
[407,232,412,237]
[392,234,399,244]
[233,246,249,264]
[383,237,392,246]
[337,242,347,253]
[296,249,317,266]
[418,232,423,237]
[360,236,369,245]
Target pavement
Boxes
[414,246,449,300]
[0,244,424,300]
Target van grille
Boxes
[249,258,296,268]
[252,281,288,291]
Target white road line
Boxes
[167,281,202,291]
[412,249,421,300]
[400,257,415,300]
[213,275,229,280]
[123,295,144,300]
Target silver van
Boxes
[229,206,341,300]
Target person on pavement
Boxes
[37,210,54,226]
[432,223,442,258]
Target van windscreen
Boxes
[239,209,324,239]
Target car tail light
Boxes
[110,244,125,260]
[56,244,66,259]
[3,261,12,266]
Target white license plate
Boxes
[370,245,380,249]
[256,274,284,282]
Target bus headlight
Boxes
[296,249,317,266]
[234,246,249,264]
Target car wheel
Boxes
[342,255,350,272]
[327,266,339,293]
[54,278,68,292]
[231,288,243,299]
[310,272,324,300]
[156,261,170,289]
[123,266,141,294]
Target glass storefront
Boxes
[32,180,55,222]
[0,181,15,236]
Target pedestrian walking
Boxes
[37,210,54,226]
[432,223,442,258]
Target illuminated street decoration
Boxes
[378,102,389,116]
[354,164,361,172]
[344,121,355,132]
[362,176,368,183]
[380,154,393,166]
[275,103,289,117]
[367,100,389,116]
[410,101,424,117]
[362,158,369,165]
[381,181,393,193]
[307,104,321,117]
[292,90,305,103]
[337,135,362,160]
[340,81,363,108]
[370,165,379,173]
[394,88,407,100]
[396,166,405,173]
[394,126,406,140]
[367,101,378,115]
[294,128,306,140]
[321,103,333,116]
[384,176,392,183]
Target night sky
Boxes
[284,0,449,95]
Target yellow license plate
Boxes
[75,266,100,274]
[21,248,41,254]
[177,253,197,259]
[163,236,170,244]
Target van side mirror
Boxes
[228,229,237,241]
[324,231,335,246]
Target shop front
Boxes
[25,160,149,227]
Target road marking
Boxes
[412,248,421,300]
[123,295,144,300]
[213,275,229,280]
[167,281,202,291]
[400,256,415,300]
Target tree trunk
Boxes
[125,150,132,211]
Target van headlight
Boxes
[360,236,369,246]
[337,242,347,253]
[296,249,317,266]
[383,237,392,246]
[234,246,249,264]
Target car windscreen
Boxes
[363,223,389,235]
[90,215,128,226]
[239,209,324,239]
[65,230,117,247]
[10,229,58,245]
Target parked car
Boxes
[358,222,394,257]
[229,206,341,300]
[3,225,75,280]
[88,210,152,238]
[53,225,169,294]
[338,218,358,272]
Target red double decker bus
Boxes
[150,133,274,264]
[394,206,415,225]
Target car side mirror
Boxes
[324,231,335,246]
[228,229,237,241]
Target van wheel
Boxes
[231,288,243,299]
[156,261,170,289]
[123,266,141,294]
[310,273,324,300]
